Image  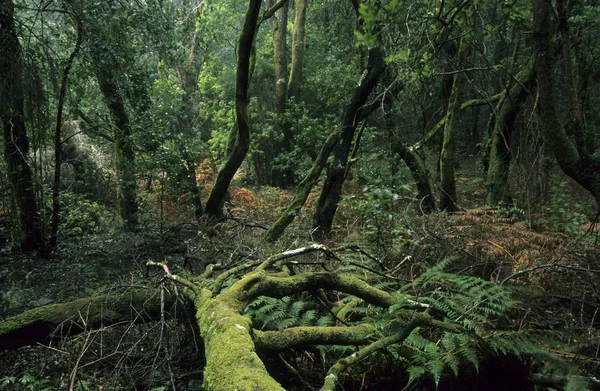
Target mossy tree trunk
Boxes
[485,61,535,206]
[532,0,600,211]
[287,0,307,101]
[204,0,262,218]
[311,48,386,240]
[93,61,139,231]
[439,38,469,211]
[0,0,46,253]
[393,142,436,213]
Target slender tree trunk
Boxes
[93,60,138,231]
[311,48,386,240]
[394,143,436,213]
[439,38,469,211]
[532,0,600,210]
[0,0,46,253]
[287,0,307,100]
[204,0,262,218]
[486,61,534,206]
[50,15,83,248]
[268,1,292,187]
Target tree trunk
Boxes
[0,0,46,253]
[486,61,534,206]
[287,0,307,100]
[311,48,386,240]
[50,15,83,248]
[394,143,436,213]
[204,0,261,218]
[439,38,469,211]
[93,61,138,231]
[532,0,600,210]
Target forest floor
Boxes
[1,164,600,389]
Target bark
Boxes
[93,61,139,231]
[532,0,600,210]
[0,0,46,253]
[205,0,261,218]
[311,48,386,240]
[485,61,535,206]
[393,142,436,213]
[287,0,307,100]
[439,38,469,211]
[50,14,83,248]
[269,0,293,187]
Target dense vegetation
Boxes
[1,0,600,389]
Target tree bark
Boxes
[93,61,139,231]
[393,142,436,213]
[204,0,262,218]
[485,61,535,206]
[532,0,600,210]
[0,0,46,253]
[287,0,307,100]
[311,48,386,240]
[439,38,469,211]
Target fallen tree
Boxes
[1,244,586,390]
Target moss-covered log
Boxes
[0,290,179,350]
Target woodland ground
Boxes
[1,163,599,390]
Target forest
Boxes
[1,0,600,389]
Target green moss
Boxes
[195,291,285,391]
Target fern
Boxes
[244,295,320,330]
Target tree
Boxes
[0,0,46,253]
[204,0,262,218]
[81,2,139,231]
[311,47,386,240]
[532,0,600,212]
[439,37,469,211]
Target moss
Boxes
[0,290,173,349]
[195,290,285,391]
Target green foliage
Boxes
[542,181,590,235]
[55,193,103,240]
[244,296,327,331]
[1,373,53,391]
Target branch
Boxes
[146,261,200,294]
[259,0,288,25]
[500,263,600,285]
[409,91,504,152]
[0,290,181,350]
[320,313,431,391]
[253,324,379,351]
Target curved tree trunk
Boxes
[93,62,139,231]
[204,0,261,218]
[0,0,46,253]
[393,142,436,213]
[311,48,386,240]
[485,61,535,206]
[532,0,600,211]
